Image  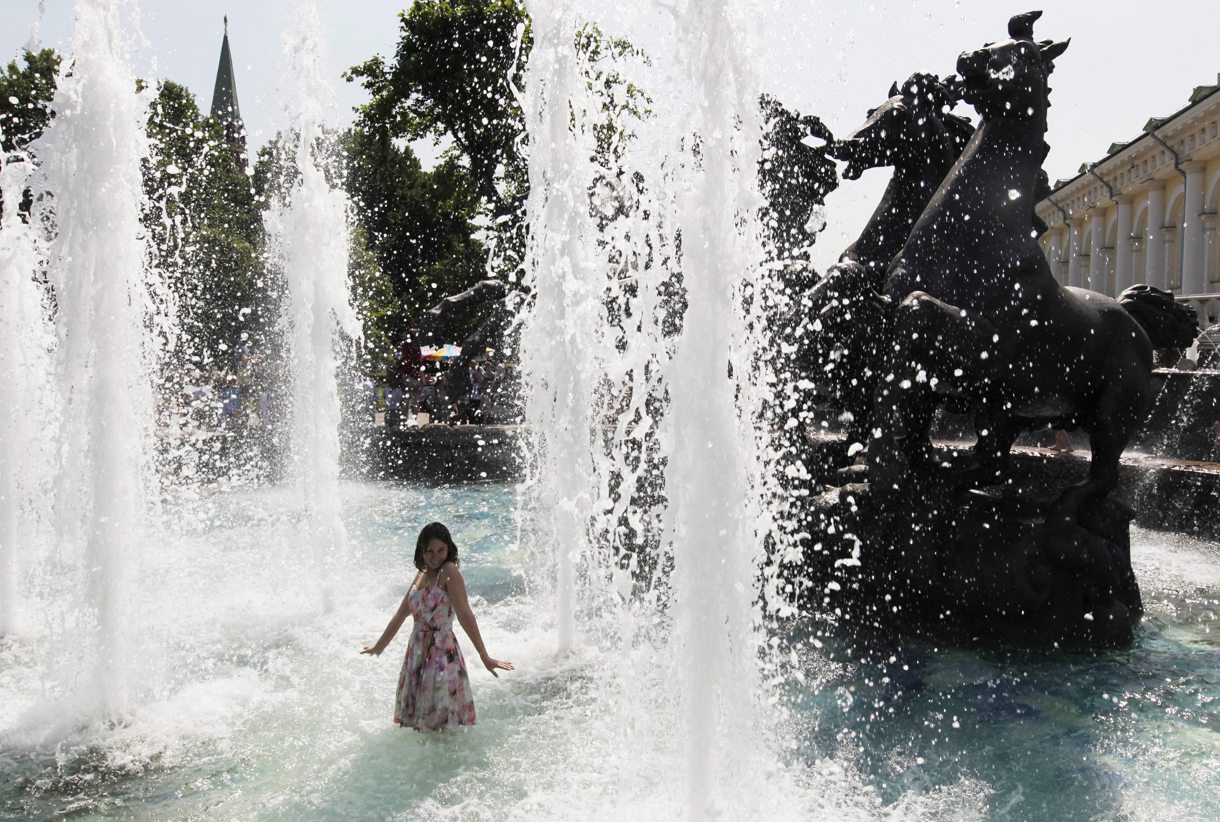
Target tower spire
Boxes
[210,17,241,125]
[210,17,247,170]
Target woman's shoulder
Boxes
[438,561,463,583]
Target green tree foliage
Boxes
[339,126,485,357]
[0,48,60,153]
[347,0,530,222]
[144,80,268,370]
[0,48,62,223]
[346,5,652,260]
[346,0,531,280]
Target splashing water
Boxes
[0,120,55,639]
[517,0,818,815]
[263,0,361,613]
[2,3,1220,821]
[1,0,362,740]
[27,0,158,721]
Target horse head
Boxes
[829,73,970,181]
[957,10,1069,123]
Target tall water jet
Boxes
[663,0,770,808]
[31,0,156,719]
[264,0,360,612]
[518,0,603,651]
[520,0,784,813]
[0,133,55,638]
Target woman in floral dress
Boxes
[362,522,513,730]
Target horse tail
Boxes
[1118,284,1199,350]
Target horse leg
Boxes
[968,412,1023,486]
[797,262,890,473]
[1056,382,1148,520]
[839,311,890,462]
[869,291,995,488]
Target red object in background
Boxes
[396,337,422,383]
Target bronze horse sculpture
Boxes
[831,73,975,281]
[869,11,1196,515]
[758,93,838,268]
[788,73,973,465]
[770,11,1196,649]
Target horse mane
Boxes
[900,72,975,155]
[1119,285,1200,350]
[941,111,975,155]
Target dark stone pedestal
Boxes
[1136,368,1220,461]
[789,441,1147,650]
[1121,456,1220,541]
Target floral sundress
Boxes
[394,577,477,731]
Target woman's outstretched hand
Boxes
[481,655,514,677]
[360,645,382,656]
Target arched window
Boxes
[1206,172,1220,286]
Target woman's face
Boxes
[422,537,449,571]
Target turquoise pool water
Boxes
[0,482,1216,820]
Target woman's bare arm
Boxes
[361,582,416,655]
[441,564,514,676]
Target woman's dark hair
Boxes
[414,522,459,571]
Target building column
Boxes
[1049,226,1068,285]
[1067,218,1084,288]
[1145,186,1166,289]
[1115,195,1134,294]
[1040,230,1058,281]
[1130,235,1146,286]
[1182,161,1207,295]
[1088,207,1108,293]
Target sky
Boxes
[2,0,1217,272]
[1,0,408,145]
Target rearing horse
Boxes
[789,73,972,463]
[870,11,1191,514]
[831,73,974,282]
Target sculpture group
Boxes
[781,11,1198,649]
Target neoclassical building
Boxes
[1035,76,1220,324]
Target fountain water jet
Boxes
[666,0,777,806]
[264,0,361,613]
[519,0,797,814]
[0,133,55,638]
[28,0,158,719]
[518,0,603,652]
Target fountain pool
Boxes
[0,482,1217,820]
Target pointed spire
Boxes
[210,17,241,124]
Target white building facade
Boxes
[1035,78,1220,323]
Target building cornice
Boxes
[1037,81,1220,230]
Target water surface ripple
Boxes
[0,483,1216,820]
